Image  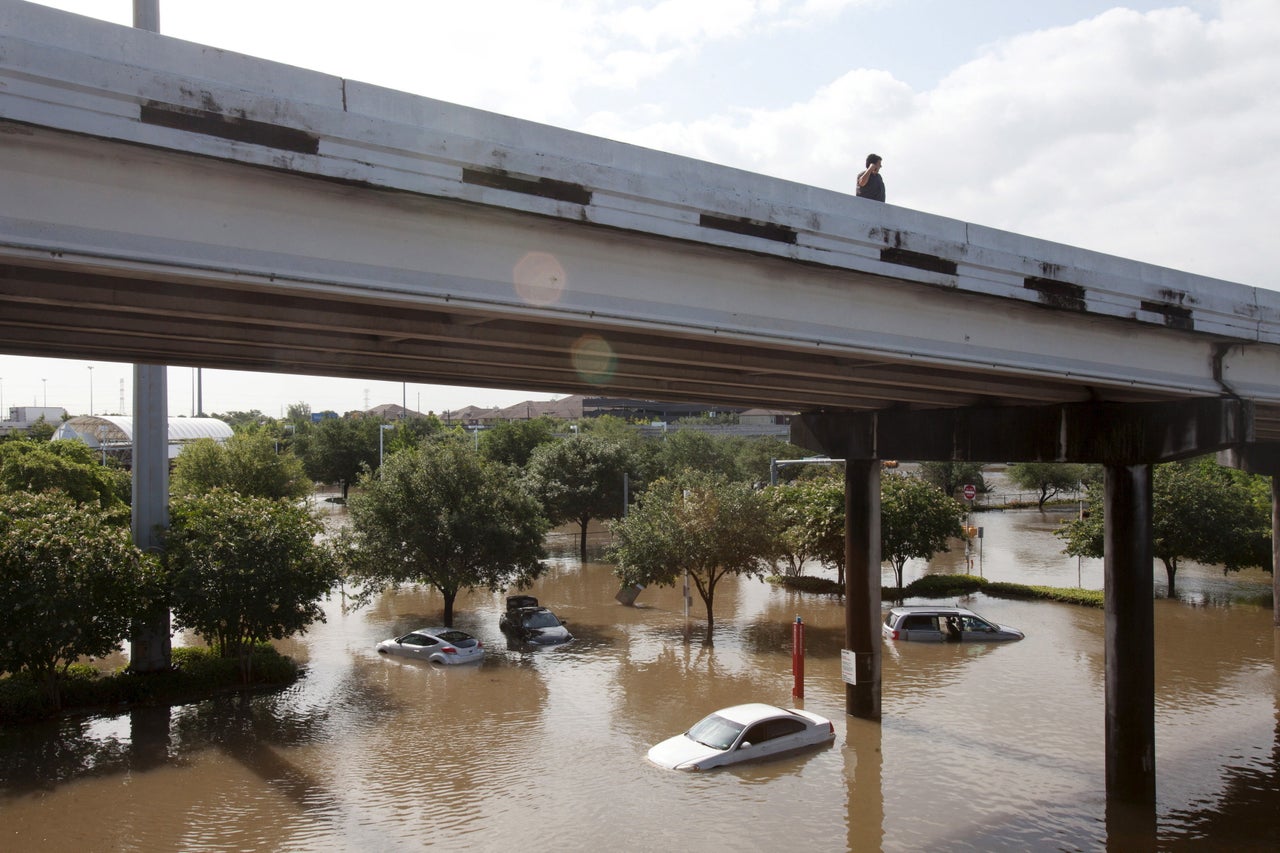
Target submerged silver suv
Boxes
[882,605,1024,643]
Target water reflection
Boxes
[0,509,1275,851]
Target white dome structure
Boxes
[54,415,233,460]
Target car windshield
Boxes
[523,611,561,629]
[400,633,435,646]
[686,714,746,751]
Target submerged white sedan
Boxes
[647,703,835,771]
[375,628,485,665]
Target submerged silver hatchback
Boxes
[882,605,1024,643]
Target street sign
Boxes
[840,649,857,685]
[962,483,977,500]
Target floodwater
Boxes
[1,507,1276,852]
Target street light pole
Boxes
[87,365,94,416]
[379,424,394,473]
[42,377,46,407]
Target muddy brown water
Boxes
[1,507,1276,851]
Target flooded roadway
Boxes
[0,508,1276,851]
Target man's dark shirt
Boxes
[857,171,885,202]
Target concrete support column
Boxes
[1273,476,1279,629]
[1103,464,1155,804]
[132,0,159,32]
[129,363,170,672]
[845,458,881,720]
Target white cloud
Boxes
[595,0,1280,286]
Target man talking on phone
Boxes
[856,154,885,202]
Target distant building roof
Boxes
[53,415,233,458]
[491,396,585,420]
[363,403,422,420]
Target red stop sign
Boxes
[962,484,976,500]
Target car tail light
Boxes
[477,641,483,648]
[891,630,900,640]
[442,646,457,654]
[827,722,834,734]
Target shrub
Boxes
[984,582,1104,608]
[902,573,988,598]
[0,645,301,724]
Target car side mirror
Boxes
[739,742,752,749]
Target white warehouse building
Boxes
[53,415,233,462]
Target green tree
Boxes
[733,435,809,485]
[345,438,548,626]
[397,414,447,448]
[0,438,129,509]
[172,433,312,500]
[525,434,635,557]
[1057,457,1271,596]
[165,490,337,678]
[765,474,845,580]
[651,429,738,480]
[918,461,987,499]
[286,401,312,425]
[1005,462,1095,510]
[298,417,381,500]
[608,471,780,637]
[0,491,157,707]
[212,409,272,432]
[479,416,559,468]
[24,418,57,442]
[881,472,967,593]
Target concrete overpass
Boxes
[2,0,1277,815]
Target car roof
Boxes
[407,628,471,637]
[888,605,975,616]
[713,703,799,725]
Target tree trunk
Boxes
[578,516,590,559]
[1162,557,1177,597]
[442,587,458,626]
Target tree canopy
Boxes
[165,490,337,676]
[881,472,967,592]
[765,474,845,581]
[1005,462,1097,510]
[650,429,738,481]
[525,434,635,557]
[918,461,987,500]
[295,417,382,500]
[172,433,312,500]
[0,438,130,510]
[479,416,559,468]
[345,438,548,625]
[608,471,780,636]
[0,491,157,707]
[1057,457,1271,596]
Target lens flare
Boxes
[513,251,566,306]
[570,334,617,386]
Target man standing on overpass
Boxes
[857,153,885,202]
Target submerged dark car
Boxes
[499,595,573,646]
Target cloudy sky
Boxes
[4,0,1276,418]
